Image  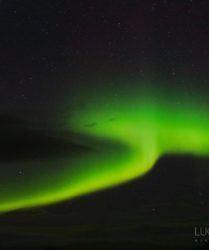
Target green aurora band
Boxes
[1,79,209,213]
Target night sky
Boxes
[1,0,209,117]
[1,1,209,249]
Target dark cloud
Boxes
[0,114,90,162]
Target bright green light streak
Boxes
[1,80,209,213]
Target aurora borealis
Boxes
[1,1,209,249]
[0,81,209,213]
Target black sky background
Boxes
[1,0,209,120]
[1,1,209,249]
